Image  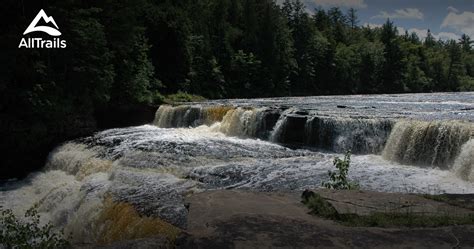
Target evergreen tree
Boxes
[424,29,437,47]
[347,8,358,29]
[380,19,405,92]
[446,40,464,91]
[459,34,473,53]
[358,41,385,93]
[229,50,262,97]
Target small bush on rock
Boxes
[322,151,359,190]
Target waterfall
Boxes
[452,139,474,182]
[5,94,473,247]
[154,105,234,128]
[218,107,264,137]
[269,109,294,143]
[305,116,393,154]
[202,106,234,125]
[269,110,393,153]
[154,105,396,155]
[154,105,276,139]
[153,105,203,128]
[153,105,472,168]
[382,120,473,169]
[45,142,112,180]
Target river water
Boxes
[1,92,473,243]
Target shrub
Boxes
[0,205,70,248]
[301,190,474,228]
[164,91,206,104]
[301,190,338,219]
[322,151,359,190]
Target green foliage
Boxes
[302,191,474,228]
[119,34,160,105]
[301,191,339,219]
[164,91,206,104]
[334,43,361,93]
[229,50,262,97]
[0,205,70,248]
[357,41,385,93]
[460,34,473,53]
[66,7,115,109]
[446,40,465,91]
[380,19,405,93]
[2,0,474,178]
[459,76,474,91]
[322,151,359,190]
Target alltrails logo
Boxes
[19,9,67,48]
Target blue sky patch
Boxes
[279,0,474,40]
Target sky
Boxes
[283,0,474,41]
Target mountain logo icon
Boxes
[23,9,61,36]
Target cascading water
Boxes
[152,102,474,183]
[154,105,202,128]
[154,103,473,168]
[2,93,473,246]
[269,108,295,142]
[217,107,264,137]
[153,105,234,128]
[382,120,473,168]
[305,116,393,153]
[154,105,278,139]
[453,139,474,182]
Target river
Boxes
[1,92,473,243]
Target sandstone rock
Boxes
[180,190,474,249]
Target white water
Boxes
[1,93,473,244]
[453,139,474,182]
[382,120,472,168]
[2,126,472,232]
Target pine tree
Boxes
[380,19,405,93]
[459,34,473,53]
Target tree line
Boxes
[3,0,474,108]
[0,0,473,178]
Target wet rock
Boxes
[255,109,281,139]
[109,169,190,228]
[188,164,252,188]
[278,115,307,144]
[306,117,393,154]
[294,110,309,115]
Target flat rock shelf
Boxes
[179,190,474,249]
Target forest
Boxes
[1,0,473,179]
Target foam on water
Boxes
[382,120,473,168]
[453,139,474,182]
[2,92,474,244]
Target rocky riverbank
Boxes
[78,189,474,249]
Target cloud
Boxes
[311,0,367,8]
[405,28,460,41]
[372,8,424,20]
[397,26,407,35]
[435,32,461,41]
[447,6,460,13]
[363,23,382,29]
[441,11,474,38]
[364,23,460,41]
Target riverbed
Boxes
[1,92,473,244]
